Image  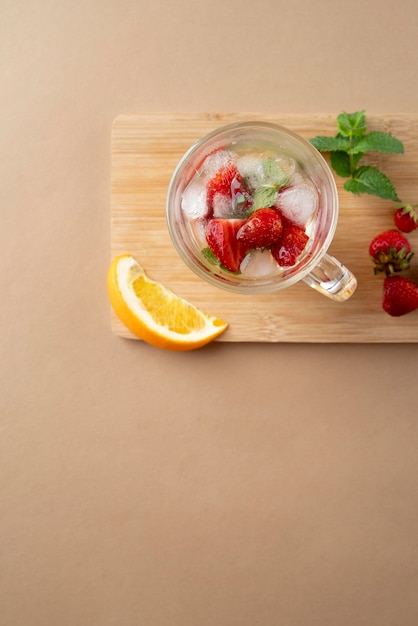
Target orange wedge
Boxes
[107,254,228,351]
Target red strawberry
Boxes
[236,208,283,248]
[393,204,418,233]
[207,163,243,211]
[206,218,247,273]
[382,275,418,316]
[369,229,413,275]
[270,218,309,267]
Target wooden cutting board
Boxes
[111,113,418,342]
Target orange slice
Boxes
[107,254,228,351]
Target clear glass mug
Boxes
[166,121,357,301]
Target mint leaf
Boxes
[337,110,367,137]
[251,158,289,211]
[310,135,350,152]
[252,185,278,210]
[330,151,351,177]
[345,165,400,201]
[348,131,404,155]
[343,178,371,195]
[201,246,219,265]
[262,158,289,187]
[352,151,364,169]
[201,246,240,273]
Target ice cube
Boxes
[275,155,297,178]
[202,150,234,177]
[181,179,208,219]
[212,192,233,218]
[288,171,305,186]
[236,155,264,190]
[277,182,318,227]
[190,218,208,248]
[240,249,279,278]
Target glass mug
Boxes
[166,121,357,301]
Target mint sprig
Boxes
[310,110,403,202]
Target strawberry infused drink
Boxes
[180,145,319,279]
[167,122,357,300]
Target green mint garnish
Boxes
[201,246,219,264]
[252,158,289,211]
[309,135,351,152]
[262,158,288,186]
[201,246,240,274]
[310,110,403,202]
[252,186,278,211]
[348,131,404,155]
[336,110,367,137]
[344,166,400,201]
[329,146,364,178]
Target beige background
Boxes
[2,1,418,625]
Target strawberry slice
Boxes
[206,218,247,273]
[271,218,309,266]
[237,208,283,249]
[207,163,246,214]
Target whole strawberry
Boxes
[382,275,418,316]
[393,203,418,233]
[369,229,413,275]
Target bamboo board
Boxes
[111,113,418,342]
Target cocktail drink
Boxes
[167,122,357,300]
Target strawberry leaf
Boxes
[345,166,400,201]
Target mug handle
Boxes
[302,253,357,301]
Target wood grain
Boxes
[111,113,418,342]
